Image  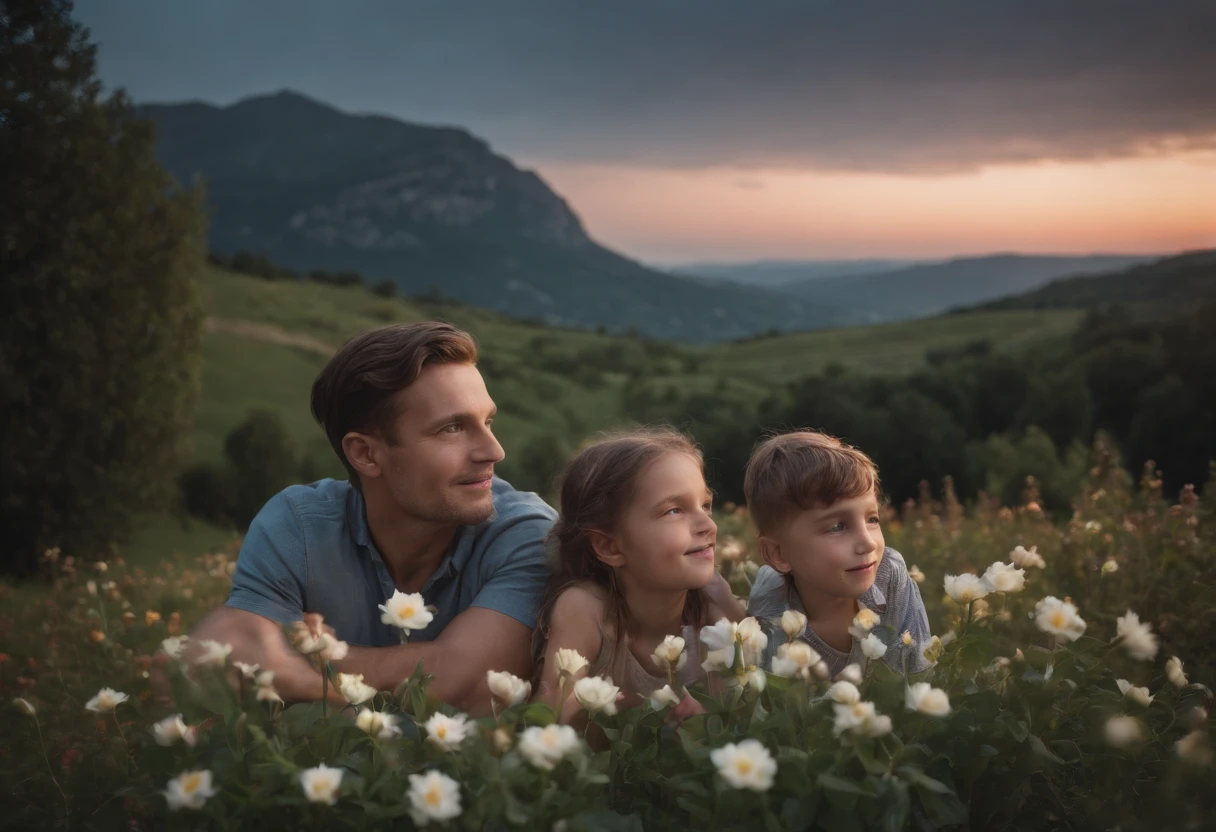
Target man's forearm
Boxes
[336,641,492,714]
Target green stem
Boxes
[322,664,329,721]
[35,717,70,826]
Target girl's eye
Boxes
[868,516,881,525]
[666,507,681,516]
[828,522,845,533]
[702,501,713,512]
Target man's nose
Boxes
[472,425,506,464]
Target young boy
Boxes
[744,431,931,678]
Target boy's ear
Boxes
[588,530,626,568]
[757,536,791,575]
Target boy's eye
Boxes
[666,507,681,516]
[827,522,846,532]
[868,515,881,525]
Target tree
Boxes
[0,0,207,574]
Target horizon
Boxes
[75,1,1216,264]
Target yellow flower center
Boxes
[735,759,753,775]
[425,785,442,806]
[1050,611,1068,629]
[401,605,416,619]
[181,773,202,794]
[436,725,447,738]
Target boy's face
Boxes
[758,489,884,602]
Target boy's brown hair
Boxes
[310,321,479,489]
[743,430,880,536]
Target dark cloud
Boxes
[74,0,1216,172]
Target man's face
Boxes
[365,362,505,526]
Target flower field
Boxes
[2,448,1214,831]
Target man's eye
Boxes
[442,424,462,434]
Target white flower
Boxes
[744,667,767,691]
[299,764,344,805]
[161,636,189,659]
[233,661,260,679]
[649,685,681,709]
[1033,596,1087,642]
[1101,558,1119,575]
[827,681,861,704]
[13,697,36,717]
[424,712,473,750]
[1104,715,1145,749]
[1115,611,1158,661]
[848,606,883,639]
[836,663,863,685]
[378,590,434,631]
[1085,520,1102,533]
[335,673,377,706]
[1176,730,1214,766]
[702,647,734,673]
[862,713,893,737]
[651,636,687,673]
[859,633,887,661]
[737,617,769,665]
[487,670,531,706]
[290,620,327,654]
[1115,679,1154,708]
[908,565,926,583]
[85,687,129,713]
[317,634,349,662]
[700,618,738,652]
[833,700,890,737]
[905,682,952,717]
[573,675,620,715]
[1009,545,1046,569]
[255,670,283,704]
[944,573,991,604]
[1166,656,1188,688]
[554,648,589,678]
[86,580,97,595]
[518,724,581,770]
[771,641,826,681]
[163,770,218,811]
[982,561,1026,594]
[355,708,402,740]
[193,640,232,668]
[152,714,197,747]
[408,770,462,825]
[710,739,777,792]
[781,610,808,641]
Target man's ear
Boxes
[588,530,626,568]
[341,432,382,482]
[757,536,791,575]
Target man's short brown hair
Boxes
[310,321,479,487]
[743,430,880,536]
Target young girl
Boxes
[532,427,745,723]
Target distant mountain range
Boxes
[139,91,845,343]
[969,249,1216,313]
[677,259,923,287]
[769,254,1155,325]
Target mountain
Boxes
[676,259,924,287]
[970,250,1216,313]
[139,90,843,343]
[778,254,1154,325]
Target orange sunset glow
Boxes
[533,152,1216,264]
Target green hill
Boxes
[970,249,1216,314]
[189,266,1082,469]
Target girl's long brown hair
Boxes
[531,426,710,688]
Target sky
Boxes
[75,0,1216,264]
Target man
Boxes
[190,321,555,714]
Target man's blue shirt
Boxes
[226,477,556,646]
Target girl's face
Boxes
[600,452,718,593]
